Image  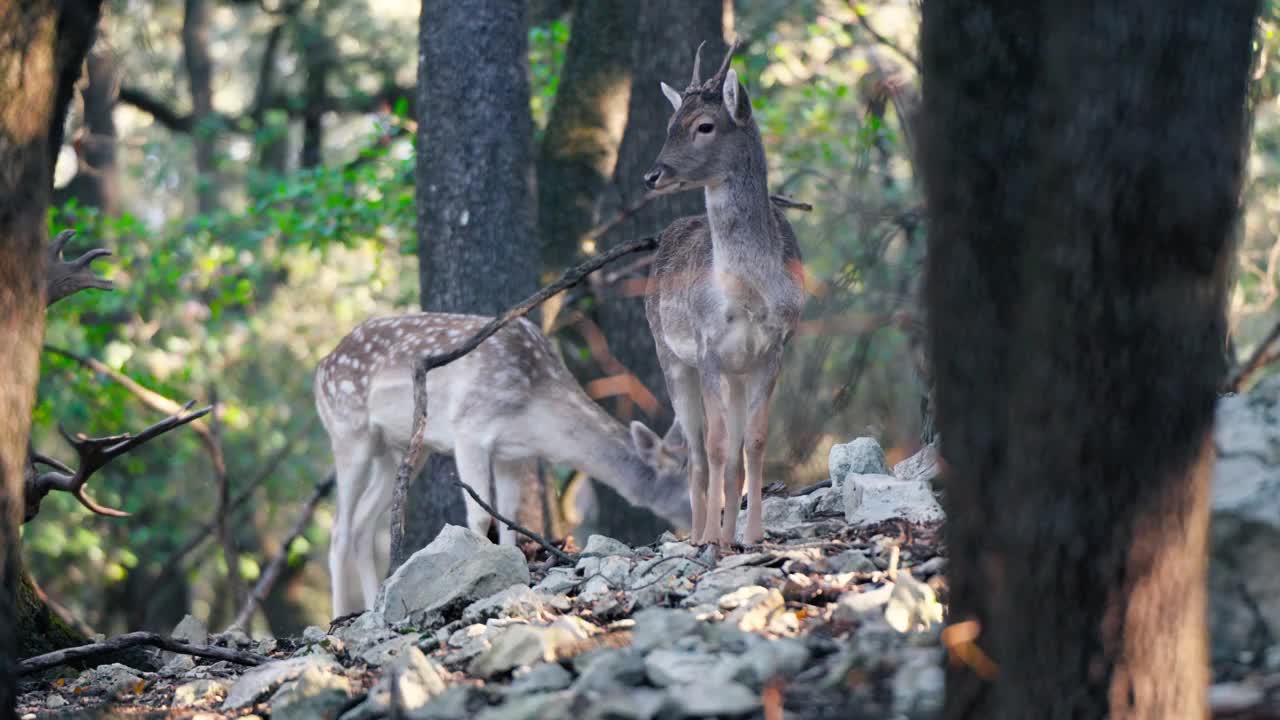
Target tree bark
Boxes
[53,45,120,214]
[298,12,332,170]
[0,1,102,713]
[584,0,727,541]
[536,0,636,271]
[183,0,217,214]
[919,3,1257,717]
[391,0,538,569]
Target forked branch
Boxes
[18,631,268,675]
[24,401,212,523]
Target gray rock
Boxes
[827,549,877,574]
[583,688,668,720]
[644,649,721,688]
[341,646,448,720]
[222,656,341,710]
[661,681,761,718]
[173,678,228,706]
[1211,382,1280,663]
[722,586,789,634]
[579,555,633,599]
[885,573,944,633]
[377,525,531,628]
[572,648,648,693]
[840,474,943,526]
[71,663,143,697]
[463,585,564,625]
[829,437,890,478]
[631,607,701,652]
[267,664,353,720]
[1209,682,1264,714]
[683,565,784,607]
[358,633,422,667]
[659,541,699,558]
[161,614,209,668]
[333,611,397,655]
[302,625,328,645]
[833,583,895,624]
[717,637,811,688]
[469,616,598,678]
[893,443,940,484]
[533,568,581,595]
[410,685,480,720]
[474,691,575,720]
[581,534,634,559]
[805,486,845,517]
[160,654,197,676]
[504,662,573,695]
[734,496,809,541]
[44,693,68,709]
[892,648,945,717]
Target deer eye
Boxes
[696,122,715,135]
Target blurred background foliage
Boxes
[21,0,1280,638]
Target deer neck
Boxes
[539,394,655,507]
[704,129,775,274]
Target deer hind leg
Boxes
[350,445,397,610]
[329,432,375,618]
[741,362,781,545]
[454,441,496,539]
[492,458,532,546]
[668,364,708,542]
[718,375,749,546]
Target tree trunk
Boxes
[536,0,636,271]
[298,11,332,170]
[183,0,217,214]
[919,3,1257,717]
[0,1,102,712]
[391,0,538,569]
[583,0,727,540]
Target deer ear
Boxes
[630,421,661,459]
[663,420,687,451]
[660,82,683,112]
[722,68,750,125]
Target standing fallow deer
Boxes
[644,41,806,545]
[315,313,691,616]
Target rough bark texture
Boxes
[0,1,102,714]
[183,0,217,214]
[391,0,538,569]
[919,3,1257,718]
[583,0,726,541]
[536,0,636,270]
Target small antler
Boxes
[709,38,740,91]
[46,229,114,307]
[689,40,707,88]
[24,400,213,522]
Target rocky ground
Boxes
[18,376,1280,719]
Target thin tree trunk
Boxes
[183,0,217,214]
[0,2,103,713]
[392,0,538,569]
[53,45,120,214]
[537,0,636,271]
[920,3,1257,717]
[298,13,331,170]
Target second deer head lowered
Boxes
[316,312,692,617]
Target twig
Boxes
[789,479,832,497]
[230,474,336,631]
[1226,317,1280,392]
[18,632,269,675]
[847,2,920,72]
[453,480,576,565]
[209,385,244,613]
[393,235,662,520]
[768,194,814,212]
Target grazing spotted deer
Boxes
[644,41,805,545]
[315,313,691,616]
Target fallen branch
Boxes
[453,480,576,565]
[19,632,269,675]
[1226,317,1280,392]
[230,473,336,631]
[393,235,661,518]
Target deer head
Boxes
[643,39,754,195]
[628,420,693,528]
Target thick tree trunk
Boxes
[391,0,538,569]
[183,0,217,214]
[536,0,636,271]
[920,3,1257,717]
[584,0,727,540]
[0,1,102,712]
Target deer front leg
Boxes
[330,435,375,617]
[667,365,708,542]
[741,363,780,545]
[701,383,728,546]
[718,376,749,546]
[454,442,496,540]
[350,451,397,609]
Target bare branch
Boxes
[454,480,576,564]
[117,86,196,132]
[25,401,212,522]
[1226,318,1280,392]
[46,229,114,307]
[847,2,920,72]
[18,632,268,675]
[230,474,335,631]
